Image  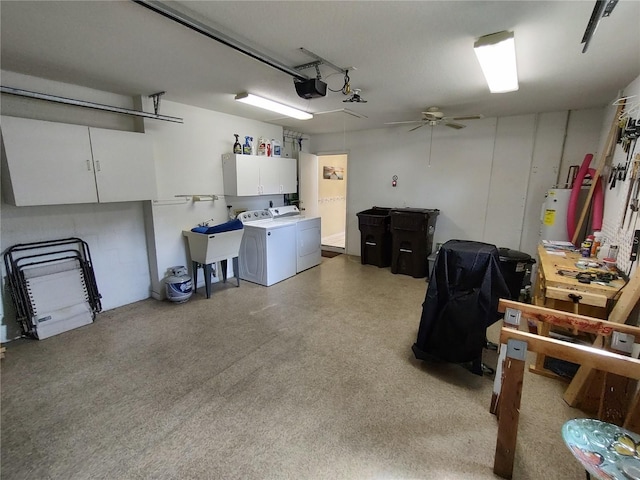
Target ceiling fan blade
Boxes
[409,123,427,132]
[450,114,483,121]
[384,120,423,125]
[445,122,465,129]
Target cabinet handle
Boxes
[86,160,92,171]
[95,160,101,172]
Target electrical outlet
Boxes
[611,331,635,354]
[631,229,640,262]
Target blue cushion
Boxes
[191,218,244,234]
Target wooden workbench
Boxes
[534,244,624,315]
[531,244,626,378]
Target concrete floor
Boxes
[1,254,586,479]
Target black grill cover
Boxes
[412,240,510,367]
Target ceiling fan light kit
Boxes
[234,93,312,120]
[474,30,519,93]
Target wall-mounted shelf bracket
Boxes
[149,91,166,115]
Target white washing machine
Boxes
[269,206,322,273]
[236,210,297,286]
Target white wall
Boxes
[0,72,287,342]
[0,72,149,342]
[310,109,604,259]
[141,99,284,298]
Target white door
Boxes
[277,157,297,194]
[89,128,157,202]
[259,161,281,195]
[235,156,261,196]
[298,152,319,217]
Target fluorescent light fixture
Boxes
[473,31,519,93]
[234,92,313,120]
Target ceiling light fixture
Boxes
[234,93,312,120]
[473,31,519,93]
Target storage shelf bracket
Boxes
[149,91,166,115]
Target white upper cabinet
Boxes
[1,116,98,205]
[89,128,156,203]
[1,116,156,206]
[222,153,297,197]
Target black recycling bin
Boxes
[497,247,535,300]
[390,208,439,278]
[357,207,393,267]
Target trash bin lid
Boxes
[391,208,440,215]
[498,247,534,263]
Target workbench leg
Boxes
[494,354,526,480]
[564,337,605,407]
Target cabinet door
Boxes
[89,128,157,202]
[277,157,297,194]
[1,116,98,206]
[234,155,261,196]
[259,160,281,195]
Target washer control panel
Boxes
[237,210,272,223]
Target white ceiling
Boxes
[1,1,639,135]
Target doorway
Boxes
[318,154,347,251]
[298,152,348,253]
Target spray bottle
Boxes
[243,136,253,155]
[233,134,242,154]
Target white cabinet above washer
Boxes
[1,116,157,206]
[222,153,296,196]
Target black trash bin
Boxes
[390,208,439,278]
[357,207,393,267]
[497,247,535,301]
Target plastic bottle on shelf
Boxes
[257,137,267,156]
[243,136,253,155]
[233,134,242,154]
[271,139,281,157]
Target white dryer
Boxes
[269,206,322,273]
[236,210,297,286]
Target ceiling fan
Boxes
[385,106,483,131]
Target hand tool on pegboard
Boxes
[608,163,626,189]
[624,155,640,229]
